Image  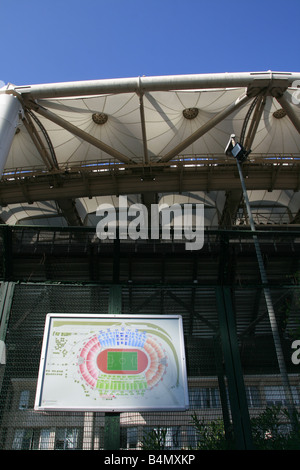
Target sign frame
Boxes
[34,313,189,412]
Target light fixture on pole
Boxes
[225,135,298,430]
[224,134,251,163]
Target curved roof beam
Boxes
[22,109,58,170]
[242,93,267,152]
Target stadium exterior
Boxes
[0,71,300,450]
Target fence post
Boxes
[216,286,254,449]
[2,226,13,281]
[0,281,15,392]
[104,285,122,450]
[0,282,15,342]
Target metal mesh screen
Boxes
[0,282,299,450]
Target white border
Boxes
[34,313,189,412]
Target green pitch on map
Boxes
[107,351,138,371]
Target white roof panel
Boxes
[0,72,299,227]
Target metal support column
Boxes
[0,93,21,176]
[2,226,13,281]
[104,285,122,450]
[235,158,298,429]
[213,334,233,443]
[0,282,15,342]
[0,282,15,390]
[216,286,254,449]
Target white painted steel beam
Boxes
[139,94,149,164]
[243,94,267,151]
[0,93,22,175]
[7,71,300,99]
[276,93,300,134]
[160,92,251,162]
[29,102,135,165]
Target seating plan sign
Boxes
[35,314,189,411]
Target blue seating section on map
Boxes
[98,328,147,348]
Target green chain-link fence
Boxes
[0,281,299,450]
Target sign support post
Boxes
[104,285,122,450]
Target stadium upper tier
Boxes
[0,71,299,228]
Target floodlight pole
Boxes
[235,157,298,429]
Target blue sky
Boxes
[1,0,299,86]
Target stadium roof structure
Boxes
[0,71,300,228]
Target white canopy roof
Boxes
[0,71,299,227]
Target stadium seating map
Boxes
[35,314,189,411]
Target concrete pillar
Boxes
[0,92,22,176]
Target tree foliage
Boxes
[141,405,300,450]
